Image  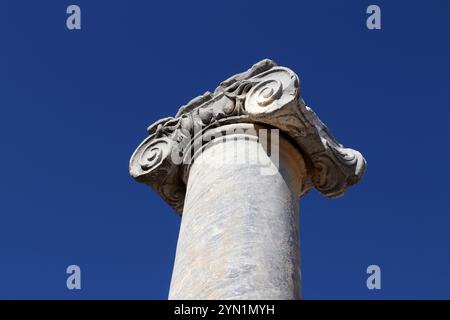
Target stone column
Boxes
[169,124,306,299]
[129,59,366,300]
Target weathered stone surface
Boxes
[130,59,366,214]
[169,125,304,299]
[129,59,366,300]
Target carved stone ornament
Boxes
[129,59,366,214]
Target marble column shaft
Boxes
[169,124,306,299]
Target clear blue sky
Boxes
[0,0,449,299]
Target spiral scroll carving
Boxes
[248,79,283,108]
[129,59,366,214]
[139,139,170,171]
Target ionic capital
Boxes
[129,59,366,213]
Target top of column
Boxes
[129,59,366,214]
